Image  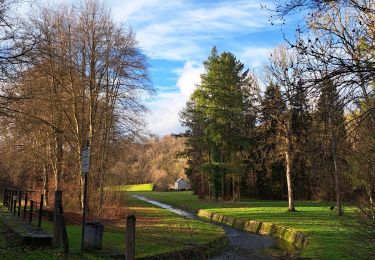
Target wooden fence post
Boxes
[3,189,7,206]
[10,190,14,212]
[6,189,10,209]
[23,192,28,219]
[53,191,62,248]
[58,203,69,254]
[8,189,11,209]
[12,193,17,215]
[18,190,21,216]
[5,189,8,207]
[126,215,136,260]
[29,201,34,223]
[38,194,44,228]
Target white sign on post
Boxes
[81,147,90,174]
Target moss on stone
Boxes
[244,220,261,233]
[233,218,245,229]
[197,209,308,252]
[259,222,274,235]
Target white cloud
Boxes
[147,61,202,135]
[108,0,281,136]
[110,0,166,21]
[146,92,186,136]
[176,61,203,97]
[239,47,273,68]
[111,0,273,60]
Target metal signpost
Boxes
[80,144,90,255]
[81,147,90,175]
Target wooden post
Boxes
[23,192,28,219]
[13,195,17,215]
[13,190,16,213]
[38,194,44,228]
[10,190,14,212]
[80,141,91,256]
[4,189,8,207]
[6,189,9,207]
[58,203,69,255]
[3,189,7,206]
[8,189,12,209]
[29,201,34,223]
[80,172,89,255]
[126,215,136,260]
[18,190,22,217]
[53,191,62,248]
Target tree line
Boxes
[0,0,153,214]
[181,0,374,224]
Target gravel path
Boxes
[132,195,278,260]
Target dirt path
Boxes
[132,195,278,260]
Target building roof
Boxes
[176,178,185,183]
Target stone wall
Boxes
[197,210,308,250]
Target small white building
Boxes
[175,178,189,190]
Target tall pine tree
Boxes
[257,83,287,199]
[181,47,256,200]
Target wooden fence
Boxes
[3,188,44,228]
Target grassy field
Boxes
[39,195,224,258]
[107,183,154,192]
[133,191,369,259]
[119,194,224,258]
[0,194,224,259]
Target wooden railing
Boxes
[3,188,44,228]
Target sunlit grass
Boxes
[0,195,223,259]
[134,191,369,259]
[107,183,154,192]
[121,194,225,258]
[40,195,223,258]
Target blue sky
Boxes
[37,0,303,136]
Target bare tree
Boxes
[0,0,152,218]
[265,46,308,211]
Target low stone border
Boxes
[197,210,308,251]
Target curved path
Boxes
[132,195,278,260]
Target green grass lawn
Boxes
[119,194,225,258]
[133,191,370,259]
[0,195,224,259]
[107,183,154,192]
[42,194,223,258]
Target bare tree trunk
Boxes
[54,130,63,191]
[53,190,62,248]
[43,163,49,207]
[368,177,374,220]
[369,190,374,220]
[232,172,235,201]
[285,149,294,211]
[79,152,84,210]
[208,181,211,200]
[200,170,205,196]
[327,100,343,216]
[331,132,343,216]
[285,112,295,212]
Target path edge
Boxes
[197,209,308,251]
